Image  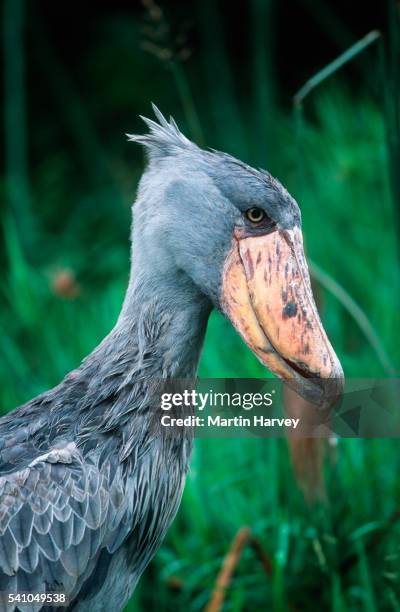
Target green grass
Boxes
[1,4,400,611]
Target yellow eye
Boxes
[245,207,266,224]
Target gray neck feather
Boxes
[118,262,211,381]
[59,223,211,454]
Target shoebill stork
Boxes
[0,106,343,611]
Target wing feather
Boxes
[0,443,128,610]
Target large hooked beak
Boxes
[221,226,344,408]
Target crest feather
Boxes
[127,103,194,161]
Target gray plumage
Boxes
[0,105,301,611]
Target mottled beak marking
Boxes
[221,227,344,408]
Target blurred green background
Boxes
[1,0,400,610]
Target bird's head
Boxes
[128,105,343,408]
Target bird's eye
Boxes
[245,207,266,224]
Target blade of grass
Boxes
[309,259,396,375]
[205,527,251,612]
[383,1,400,259]
[272,521,289,612]
[331,573,346,612]
[294,31,381,107]
[140,0,204,144]
[3,0,34,248]
[169,61,205,145]
[356,540,377,612]
[388,588,400,612]
[250,0,275,165]
[196,1,247,156]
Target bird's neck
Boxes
[63,264,210,466]
[71,261,212,438]
[116,264,212,379]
